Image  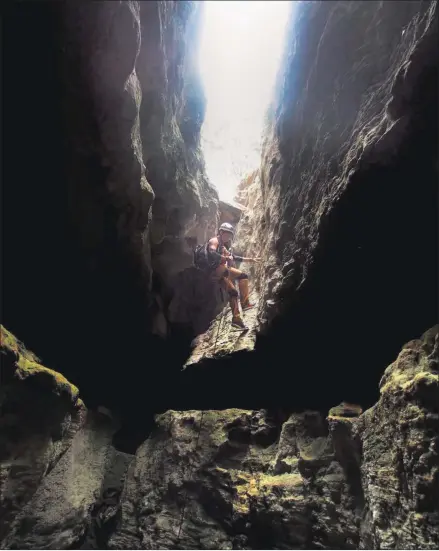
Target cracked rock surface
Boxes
[109,327,438,550]
[0,326,133,549]
[1,0,438,549]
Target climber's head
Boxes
[218,222,234,244]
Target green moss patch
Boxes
[1,325,80,404]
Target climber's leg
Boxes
[220,276,247,329]
[221,277,240,317]
[227,268,254,311]
[211,264,229,282]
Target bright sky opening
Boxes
[198,0,292,204]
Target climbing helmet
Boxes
[219,222,235,236]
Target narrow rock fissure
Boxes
[1,0,438,549]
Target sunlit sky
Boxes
[198,0,292,203]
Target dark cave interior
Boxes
[2,2,438,455]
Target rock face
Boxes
[139,2,217,249]
[2,1,438,549]
[359,325,439,549]
[1,326,437,548]
[3,1,219,415]
[109,409,361,550]
[229,0,438,409]
[184,288,259,368]
[108,326,438,550]
[138,1,219,335]
[232,170,264,290]
[250,0,438,319]
[0,326,133,549]
[219,200,244,228]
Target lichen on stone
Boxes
[1,324,41,363]
[1,325,80,404]
[328,402,363,418]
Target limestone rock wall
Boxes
[3,1,219,413]
[232,170,264,295]
[139,2,218,248]
[0,326,132,549]
[230,0,438,408]
[245,1,438,327]
[2,2,438,549]
[359,325,439,549]
[138,1,220,336]
[109,326,439,550]
[1,325,437,549]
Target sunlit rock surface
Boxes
[249,1,437,329]
[139,1,220,334]
[185,291,259,367]
[231,0,438,408]
[219,200,244,227]
[109,327,438,550]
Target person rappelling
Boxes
[194,222,260,330]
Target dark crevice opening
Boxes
[163,53,438,417]
[2,2,438,457]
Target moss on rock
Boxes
[1,325,80,404]
[328,402,363,418]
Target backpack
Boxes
[194,242,210,272]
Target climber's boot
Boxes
[229,295,248,330]
[238,278,254,311]
[231,316,248,331]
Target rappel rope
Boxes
[212,247,235,354]
[213,306,227,354]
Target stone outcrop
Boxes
[184,289,259,368]
[138,1,219,335]
[243,1,438,322]
[228,0,438,409]
[0,326,133,549]
[219,200,244,228]
[1,325,437,548]
[3,1,219,416]
[108,326,438,550]
[359,325,439,549]
[139,2,217,249]
[109,408,361,550]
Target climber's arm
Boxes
[234,254,260,262]
[208,238,229,263]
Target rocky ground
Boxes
[2,324,437,549]
[185,291,259,366]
